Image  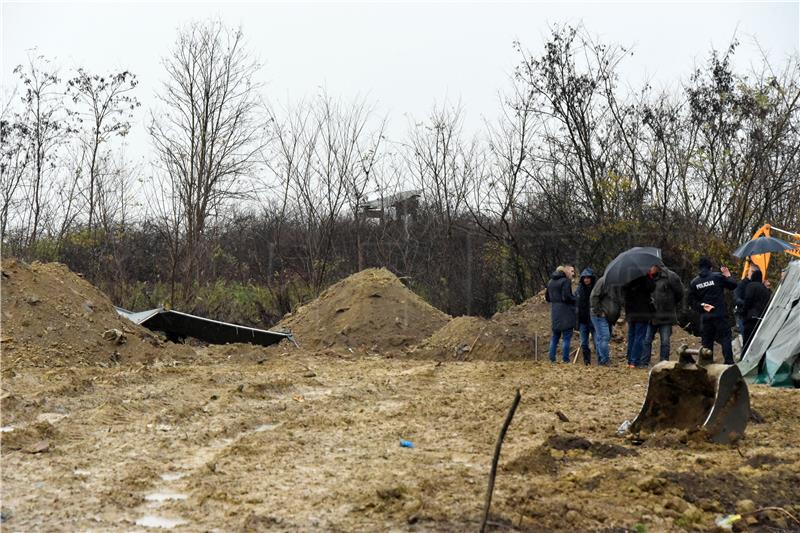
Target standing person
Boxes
[733,264,759,340]
[688,257,738,364]
[623,275,655,368]
[575,267,597,365]
[642,263,684,364]
[590,274,621,366]
[545,265,576,363]
[742,269,771,352]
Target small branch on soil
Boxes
[469,326,488,353]
[480,388,522,533]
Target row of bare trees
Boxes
[3,21,799,322]
[1,56,139,250]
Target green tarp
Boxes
[737,260,800,387]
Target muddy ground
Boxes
[2,261,799,531]
[2,352,799,532]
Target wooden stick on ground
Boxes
[480,388,522,533]
[469,327,486,353]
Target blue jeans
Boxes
[643,324,672,365]
[591,316,611,365]
[626,321,648,366]
[579,322,596,364]
[549,328,573,363]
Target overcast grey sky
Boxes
[2,1,799,164]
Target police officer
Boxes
[688,257,738,364]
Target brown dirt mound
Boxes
[277,268,450,351]
[0,259,191,368]
[412,316,488,359]
[414,291,552,360]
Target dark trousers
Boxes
[579,322,596,364]
[700,316,734,364]
[742,318,759,354]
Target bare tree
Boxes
[514,26,635,222]
[467,72,540,302]
[67,68,139,232]
[682,41,800,242]
[13,54,67,248]
[0,94,29,242]
[406,103,473,236]
[149,19,264,293]
[338,100,385,272]
[404,102,477,310]
[267,94,385,293]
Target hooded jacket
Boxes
[590,274,622,325]
[545,269,577,331]
[650,266,685,326]
[574,267,597,325]
[688,266,738,319]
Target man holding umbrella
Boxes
[603,247,662,368]
[623,274,655,368]
[688,257,738,364]
[642,262,684,365]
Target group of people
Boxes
[544,257,772,367]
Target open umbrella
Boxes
[604,247,662,286]
[732,236,794,258]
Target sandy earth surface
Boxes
[1,261,799,532]
[2,353,799,532]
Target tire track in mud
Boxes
[127,383,335,529]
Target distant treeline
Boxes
[3,22,799,326]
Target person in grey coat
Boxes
[642,263,684,364]
[545,265,576,363]
[590,274,622,365]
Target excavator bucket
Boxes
[629,347,750,444]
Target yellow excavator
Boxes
[628,224,799,444]
[740,224,800,280]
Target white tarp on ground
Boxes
[737,260,800,386]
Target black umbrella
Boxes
[604,247,662,286]
[732,236,794,258]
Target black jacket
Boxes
[734,278,751,317]
[743,271,771,322]
[688,267,738,319]
[546,270,576,331]
[650,267,684,326]
[623,275,655,323]
[575,267,597,325]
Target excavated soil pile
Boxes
[414,290,552,360]
[278,268,450,351]
[0,259,191,368]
